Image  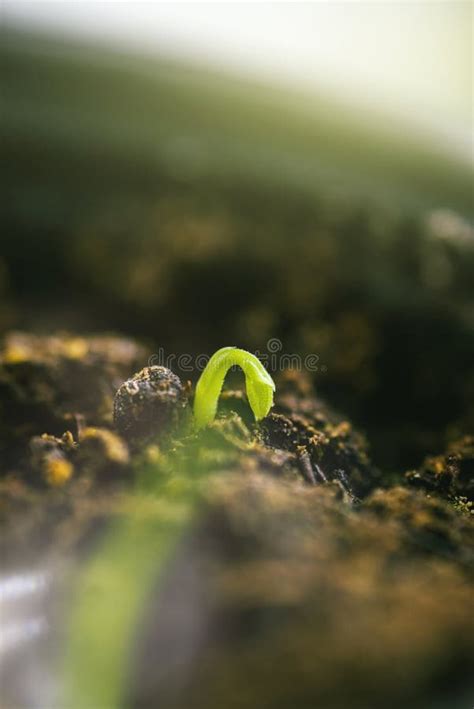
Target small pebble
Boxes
[113,366,187,442]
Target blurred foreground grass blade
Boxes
[62,472,205,709]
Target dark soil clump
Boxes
[114,365,189,443]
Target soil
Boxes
[1,333,473,709]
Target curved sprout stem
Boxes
[194,347,275,429]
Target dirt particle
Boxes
[113,366,188,442]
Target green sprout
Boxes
[194,346,275,429]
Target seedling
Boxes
[194,346,275,429]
